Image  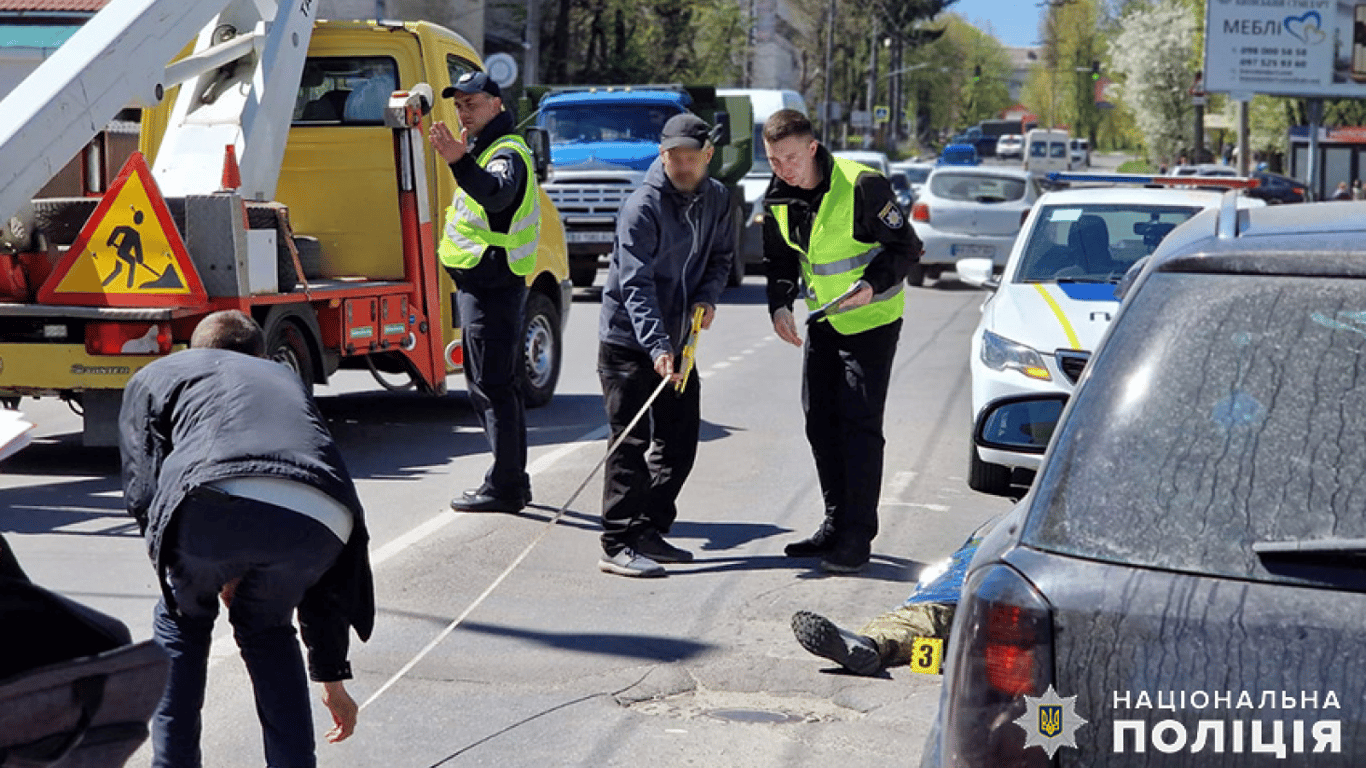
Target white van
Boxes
[1023,129,1072,174]
[717,88,808,268]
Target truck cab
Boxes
[529,85,752,287]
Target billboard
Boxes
[1204,0,1366,97]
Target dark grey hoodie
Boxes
[599,156,734,360]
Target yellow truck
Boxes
[0,19,570,444]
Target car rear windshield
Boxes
[929,173,1026,203]
[1014,204,1201,283]
[1024,273,1366,587]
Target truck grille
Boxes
[545,182,636,216]
[1056,350,1090,384]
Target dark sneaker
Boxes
[634,530,694,563]
[791,611,881,676]
[451,491,522,513]
[598,548,666,578]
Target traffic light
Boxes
[1091,60,1101,80]
[973,65,982,83]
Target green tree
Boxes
[542,0,746,84]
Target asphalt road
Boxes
[2,274,1013,767]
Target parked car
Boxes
[888,170,915,212]
[1247,170,1310,204]
[908,166,1038,286]
[996,134,1024,160]
[955,179,1265,495]
[922,199,1366,767]
[1068,137,1090,167]
[937,143,980,166]
[831,149,890,177]
[1169,162,1236,177]
[892,160,933,199]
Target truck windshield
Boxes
[542,105,678,144]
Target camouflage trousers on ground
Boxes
[857,602,956,667]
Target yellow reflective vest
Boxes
[769,157,905,335]
[438,134,540,276]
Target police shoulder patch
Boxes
[486,158,512,175]
[879,201,905,229]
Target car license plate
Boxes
[951,244,995,258]
[565,231,615,244]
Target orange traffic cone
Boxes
[220,144,241,191]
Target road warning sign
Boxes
[38,151,207,308]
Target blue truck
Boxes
[527,85,752,287]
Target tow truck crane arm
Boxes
[0,0,319,230]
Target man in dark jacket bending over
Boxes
[120,310,374,768]
[596,113,735,577]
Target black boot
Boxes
[791,611,881,676]
[784,520,836,557]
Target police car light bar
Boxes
[1044,172,1260,189]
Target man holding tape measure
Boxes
[761,109,920,574]
[596,113,735,578]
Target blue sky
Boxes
[944,0,1044,48]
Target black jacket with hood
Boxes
[599,156,734,361]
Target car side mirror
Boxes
[956,257,998,290]
[710,111,731,148]
[524,127,551,182]
[974,393,1069,454]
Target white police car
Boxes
[956,173,1266,495]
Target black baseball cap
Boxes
[442,71,501,100]
[660,113,711,150]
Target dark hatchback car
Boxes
[1246,170,1309,204]
[922,198,1366,766]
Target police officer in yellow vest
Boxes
[761,109,921,573]
[429,71,539,513]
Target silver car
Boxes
[908,166,1040,286]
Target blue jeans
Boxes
[151,486,343,768]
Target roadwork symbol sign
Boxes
[39,151,206,308]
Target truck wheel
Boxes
[906,263,926,288]
[264,317,315,396]
[520,291,561,408]
[570,262,595,288]
[967,442,1012,496]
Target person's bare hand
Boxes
[694,303,716,330]
[772,307,801,347]
[839,281,874,310]
[321,681,357,743]
[428,121,469,164]
[219,577,241,609]
[654,352,682,384]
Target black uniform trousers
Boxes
[598,342,701,556]
[801,317,902,560]
[458,284,530,500]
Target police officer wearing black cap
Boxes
[429,71,540,513]
[595,112,736,577]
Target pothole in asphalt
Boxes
[706,708,806,724]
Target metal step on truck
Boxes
[0,6,571,445]
[523,84,752,288]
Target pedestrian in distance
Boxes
[1353,179,1363,200]
[119,309,374,768]
[1332,181,1352,201]
[430,70,540,514]
[596,113,735,578]
[761,109,922,573]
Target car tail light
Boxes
[941,563,1053,767]
[85,322,172,356]
[912,202,930,222]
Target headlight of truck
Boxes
[981,330,1051,380]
